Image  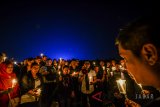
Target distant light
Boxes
[59,57,62,62]
[14,61,17,65]
[40,53,44,57]
[93,62,96,65]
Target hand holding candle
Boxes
[58,71,61,75]
[116,79,127,96]
[35,88,41,96]
[58,65,61,70]
[110,72,113,76]
[102,66,105,70]
[12,79,17,88]
[89,76,93,84]
[72,71,76,76]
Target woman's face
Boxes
[6,64,14,74]
[31,65,39,75]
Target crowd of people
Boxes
[0,52,158,107]
[1,14,160,107]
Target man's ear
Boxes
[141,44,158,65]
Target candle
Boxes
[110,72,113,76]
[93,62,96,65]
[3,56,7,61]
[58,71,61,75]
[36,88,41,95]
[73,72,76,75]
[116,79,126,95]
[102,66,105,70]
[89,76,92,83]
[12,79,17,88]
[138,84,143,90]
[58,65,61,69]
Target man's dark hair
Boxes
[27,57,34,61]
[3,60,13,66]
[63,65,69,70]
[31,62,39,68]
[116,14,160,57]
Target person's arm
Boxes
[93,76,97,84]
[21,75,32,94]
[102,71,108,82]
[0,88,13,94]
[78,71,84,82]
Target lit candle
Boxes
[58,71,61,75]
[138,84,143,90]
[3,56,7,61]
[12,79,17,88]
[73,72,76,75]
[36,88,41,95]
[102,66,105,70]
[93,62,96,65]
[116,79,126,95]
[110,72,113,76]
[89,76,92,83]
[58,65,61,69]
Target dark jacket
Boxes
[20,71,44,95]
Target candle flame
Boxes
[116,79,126,94]
[138,84,142,89]
[12,79,17,88]
[12,79,17,84]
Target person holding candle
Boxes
[79,61,96,107]
[116,14,160,107]
[69,60,81,107]
[20,62,43,107]
[0,61,20,107]
[57,65,74,107]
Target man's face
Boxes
[118,44,152,85]
[47,60,52,66]
[94,66,99,72]
[63,67,69,75]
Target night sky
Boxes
[0,1,156,61]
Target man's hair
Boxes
[31,62,39,68]
[3,60,13,66]
[116,14,160,57]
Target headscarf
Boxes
[0,63,16,90]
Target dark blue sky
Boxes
[0,1,156,61]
